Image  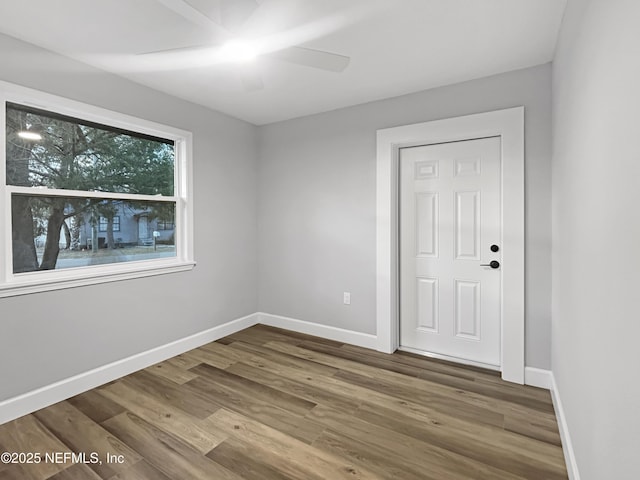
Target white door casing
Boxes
[399,137,502,368]
[376,107,524,384]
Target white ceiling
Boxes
[0,0,566,125]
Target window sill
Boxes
[0,260,196,298]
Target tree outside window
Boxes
[6,103,177,273]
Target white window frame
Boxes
[99,216,120,232]
[0,80,195,298]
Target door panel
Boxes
[455,191,480,260]
[416,192,438,257]
[416,277,438,332]
[399,137,502,367]
[454,279,480,340]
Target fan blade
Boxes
[137,43,217,56]
[156,0,228,36]
[219,0,259,32]
[265,46,350,72]
[183,0,222,24]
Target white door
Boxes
[399,136,502,368]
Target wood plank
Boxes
[145,359,198,385]
[33,401,141,478]
[210,408,385,480]
[226,361,361,413]
[415,367,554,411]
[185,375,324,444]
[0,415,72,480]
[301,340,430,378]
[504,413,563,446]
[166,353,202,370]
[332,368,510,428]
[227,348,506,429]
[0,461,36,480]
[121,370,219,419]
[102,412,243,480]
[66,389,126,424]
[198,341,257,364]
[352,401,567,479]
[181,347,237,370]
[338,342,551,403]
[312,429,440,480]
[45,464,103,480]
[215,336,235,345]
[100,381,226,454]
[190,363,317,416]
[307,404,526,480]
[228,341,340,377]
[206,437,295,480]
[106,460,173,480]
[268,340,555,420]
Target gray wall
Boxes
[0,33,555,403]
[0,34,259,402]
[258,64,553,369]
[552,0,640,477]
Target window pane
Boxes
[6,103,175,195]
[11,194,176,274]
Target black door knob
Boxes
[490,244,500,252]
[480,260,500,269]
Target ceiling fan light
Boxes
[219,39,258,63]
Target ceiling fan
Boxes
[142,0,351,91]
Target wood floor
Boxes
[0,325,567,480]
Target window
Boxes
[0,81,194,297]
[156,217,174,230]
[99,216,120,232]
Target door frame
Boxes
[375,107,525,384]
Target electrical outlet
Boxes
[343,292,351,305]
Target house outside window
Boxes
[0,81,194,297]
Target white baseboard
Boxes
[524,367,552,389]
[258,312,379,350]
[0,312,260,425]
[551,373,581,480]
